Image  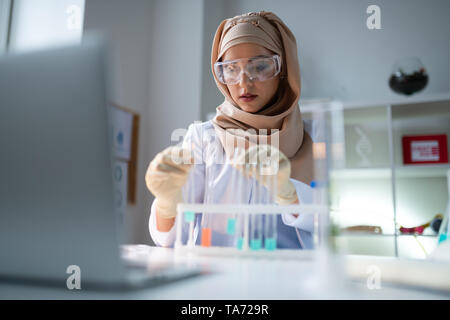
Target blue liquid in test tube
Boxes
[226,149,239,236]
[250,164,262,251]
[264,214,277,251]
[263,158,277,251]
[184,143,197,247]
[235,149,248,250]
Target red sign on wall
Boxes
[402,134,448,165]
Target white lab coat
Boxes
[148,120,314,249]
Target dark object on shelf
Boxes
[400,214,443,235]
[389,57,428,95]
[431,215,444,234]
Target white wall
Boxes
[84,0,153,245]
[84,0,204,245]
[147,0,204,156]
[200,0,450,118]
[0,0,11,53]
[9,0,85,52]
[200,0,226,120]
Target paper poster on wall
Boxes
[109,102,140,205]
[111,106,133,161]
[113,160,128,225]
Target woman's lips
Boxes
[239,94,257,102]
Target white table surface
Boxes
[0,245,449,300]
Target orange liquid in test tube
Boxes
[201,228,212,247]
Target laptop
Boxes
[0,35,201,290]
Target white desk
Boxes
[0,245,449,300]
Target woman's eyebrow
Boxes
[223,55,272,63]
[251,54,271,59]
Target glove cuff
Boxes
[275,180,299,205]
[155,194,182,219]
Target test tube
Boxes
[226,149,238,236]
[184,143,196,247]
[200,213,212,247]
[250,163,263,251]
[264,168,278,251]
[234,148,246,250]
[438,200,450,244]
[201,153,214,247]
[236,215,245,250]
[311,180,328,249]
[236,149,251,251]
[242,173,250,251]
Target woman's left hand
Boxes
[232,144,299,205]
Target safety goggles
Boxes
[214,55,281,85]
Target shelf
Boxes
[320,94,450,259]
[330,167,391,179]
[392,99,450,120]
[339,92,450,110]
[338,233,438,237]
[396,164,450,178]
[330,164,450,180]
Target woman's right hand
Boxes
[145,146,193,219]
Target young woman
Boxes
[145,11,314,249]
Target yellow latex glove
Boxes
[145,146,193,219]
[232,144,299,205]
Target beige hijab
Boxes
[211,11,314,184]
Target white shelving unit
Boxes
[330,165,450,179]
[301,93,450,259]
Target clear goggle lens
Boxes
[214,55,281,85]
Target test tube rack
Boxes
[174,203,328,259]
